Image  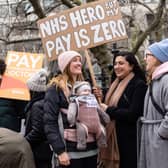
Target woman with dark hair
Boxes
[111,51,146,81]
[97,51,147,168]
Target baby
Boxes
[67,81,110,150]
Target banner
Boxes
[0,51,44,100]
[38,0,127,61]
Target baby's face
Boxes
[78,89,91,95]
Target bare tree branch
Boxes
[0,38,8,43]
[61,0,75,8]
[132,0,154,14]
[45,3,62,14]
[132,0,166,54]
[0,37,41,44]
[28,0,45,18]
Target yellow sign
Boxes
[38,0,128,61]
[0,51,44,100]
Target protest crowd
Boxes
[0,38,168,168]
[0,1,168,168]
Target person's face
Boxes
[78,89,91,95]
[114,56,133,79]
[69,56,82,77]
[144,50,161,75]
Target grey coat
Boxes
[138,63,168,168]
[0,128,35,168]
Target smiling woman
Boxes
[98,51,147,168]
[43,50,98,168]
[113,55,134,80]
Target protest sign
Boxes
[0,51,44,100]
[38,0,127,61]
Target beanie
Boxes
[72,81,91,95]
[58,50,82,73]
[27,68,48,92]
[148,39,168,63]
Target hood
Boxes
[152,62,168,80]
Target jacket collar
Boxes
[152,62,168,80]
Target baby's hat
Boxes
[72,81,91,94]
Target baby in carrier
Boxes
[67,81,110,150]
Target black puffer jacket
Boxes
[25,92,52,162]
[43,85,97,155]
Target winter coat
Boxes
[0,98,27,132]
[25,92,52,168]
[0,128,35,168]
[43,85,98,159]
[106,76,147,168]
[138,62,168,168]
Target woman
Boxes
[138,39,168,168]
[43,50,98,168]
[25,69,52,168]
[100,51,147,168]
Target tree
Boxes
[28,0,167,84]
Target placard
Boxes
[0,51,44,100]
[38,0,127,61]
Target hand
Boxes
[92,86,103,102]
[100,103,108,111]
[58,152,70,166]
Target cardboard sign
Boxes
[38,0,127,61]
[0,51,44,100]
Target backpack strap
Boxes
[149,81,165,116]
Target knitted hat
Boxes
[148,39,168,63]
[27,68,48,92]
[58,50,82,73]
[72,81,91,95]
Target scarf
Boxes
[105,72,134,106]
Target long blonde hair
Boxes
[49,63,84,98]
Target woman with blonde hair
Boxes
[43,51,98,168]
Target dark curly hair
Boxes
[0,59,6,75]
